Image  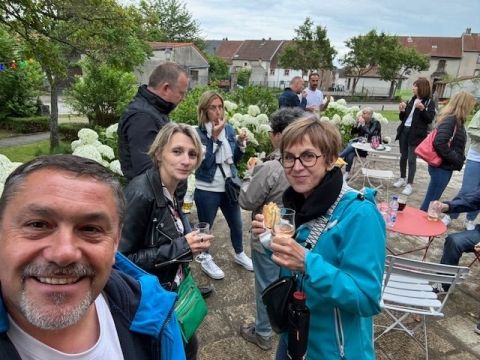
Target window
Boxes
[270,69,275,75]
[284,69,290,76]
[190,70,199,81]
[477,54,480,64]
[436,59,446,72]
[244,62,248,66]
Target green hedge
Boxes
[59,122,92,142]
[0,116,49,133]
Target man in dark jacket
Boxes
[118,62,189,182]
[278,76,307,109]
[434,189,480,334]
[0,155,185,359]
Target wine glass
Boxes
[194,222,210,262]
[273,208,296,238]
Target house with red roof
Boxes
[135,42,209,88]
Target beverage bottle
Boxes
[287,291,310,360]
[182,192,194,214]
[387,196,399,227]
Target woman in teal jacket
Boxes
[253,118,386,359]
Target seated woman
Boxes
[339,107,381,181]
[252,117,385,359]
[119,122,212,360]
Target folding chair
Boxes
[375,255,470,360]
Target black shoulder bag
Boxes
[217,164,242,204]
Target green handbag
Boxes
[174,268,208,342]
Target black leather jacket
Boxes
[433,115,467,171]
[396,96,436,146]
[119,167,193,287]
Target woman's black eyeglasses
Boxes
[280,151,324,168]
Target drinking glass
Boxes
[427,201,440,222]
[273,208,296,238]
[194,222,210,262]
[398,196,407,212]
[371,136,380,149]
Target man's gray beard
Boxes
[19,290,94,330]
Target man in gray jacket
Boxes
[238,107,305,350]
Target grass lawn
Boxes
[380,110,399,121]
[0,140,70,163]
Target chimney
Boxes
[466,28,472,35]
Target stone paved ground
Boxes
[192,120,480,360]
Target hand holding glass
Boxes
[427,201,441,222]
[273,208,296,238]
[194,222,210,262]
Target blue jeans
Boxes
[340,143,367,172]
[420,166,453,211]
[449,159,480,222]
[440,226,480,265]
[275,335,288,360]
[194,189,243,254]
[252,246,281,338]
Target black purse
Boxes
[261,276,296,333]
[218,164,241,204]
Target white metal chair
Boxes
[375,255,470,359]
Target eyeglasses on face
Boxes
[280,151,324,168]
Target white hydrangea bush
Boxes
[0,155,22,196]
[71,127,123,176]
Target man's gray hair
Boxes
[290,76,303,85]
[0,155,125,224]
[148,62,188,88]
[270,107,305,134]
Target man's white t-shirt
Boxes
[305,88,324,110]
[7,293,124,360]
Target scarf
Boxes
[205,122,233,165]
[283,166,343,227]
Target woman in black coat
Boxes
[419,91,476,211]
[394,77,436,195]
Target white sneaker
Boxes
[441,214,452,226]
[465,220,476,231]
[201,254,225,280]
[393,178,406,188]
[234,252,253,271]
[401,184,413,195]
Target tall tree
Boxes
[139,0,204,48]
[207,54,228,82]
[279,17,336,84]
[0,0,149,150]
[342,30,429,97]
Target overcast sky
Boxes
[184,0,479,59]
[124,0,479,62]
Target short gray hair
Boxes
[0,155,125,224]
[290,76,303,85]
[148,62,188,88]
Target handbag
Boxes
[217,164,241,203]
[261,276,296,333]
[415,125,456,167]
[174,268,208,342]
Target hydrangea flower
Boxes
[255,113,269,124]
[97,144,115,160]
[71,139,82,151]
[109,160,123,176]
[247,105,261,117]
[224,100,238,112]
[73,145,103,164]
[105,123,118,139]
[78,128,99,145]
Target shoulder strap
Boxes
[217,163,227,178]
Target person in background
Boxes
[305,72,330,113]
[394,77,436,195]
[252,118,385,359]
[118,62,189,182]
[442,109,480,230]
[194,91,252,280]
[238,107,305,351]
[278,76,307,109]
[339,107,382,181]
[420,91,476,211]
[0,155,185,359]
[119,123,212,360]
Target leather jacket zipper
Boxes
[334,307,346,359]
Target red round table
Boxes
[387,205,447,260]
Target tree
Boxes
[65,59,138,127]
[342,30,429,97]
[0,0,149,150]
[279,17,336,84]
[207,54,229,82]
[138,0,204,48]
[236,68,251,87]
[0,26,44,117]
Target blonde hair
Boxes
[437,91,476,126]
[280,117,342,166]
[197,91,224,125]
[148,122,203,169]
